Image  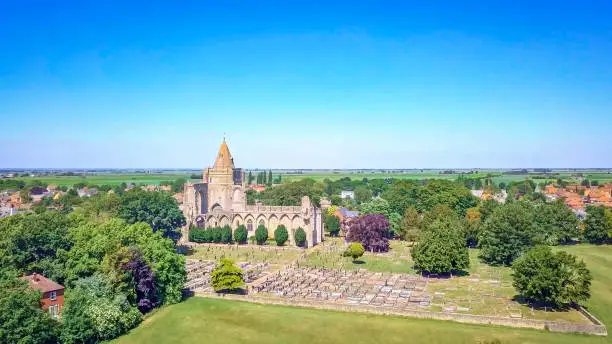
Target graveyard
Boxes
[185,239,590,324]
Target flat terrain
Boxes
[9,173,196,186]
[115,245,612,343]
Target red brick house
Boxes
[21,273,64,319]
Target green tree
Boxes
[325,215,341,237]
[262,171,267,185]
[584,206,610,244]
[0,270,59,344]
[344,242,365,262]
[330,194,342,206]
[210,258,245,292]
[255,225,268,245]
[118,189,186,243]
[360,197,391,218]
[479,202,536,265]
[401,206,421,242]
[294,227,307,247]
[61,274,141,343]
[274,225,289,246]
[533,199,580,245]
[234,225,248,244]
[512,246,591,308]
[420,204,454,231]
[247,171,254,184]
[412,220,470,274]
[354,186,373,204]
[267,170,273,186]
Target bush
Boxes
[210,258,245,292]
[274,225,289,246]
[512,246,591,308]
[189,227,207,243]
[295,227,307,247]
[412,220,469,274]
[255,225,268,245]
[220,225,232,244]
[345,242,365,261]
[234,225,248,244]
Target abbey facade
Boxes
[182,139,323,247]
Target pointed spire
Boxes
[213,137,234,169]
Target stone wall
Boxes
[195,292,607,336]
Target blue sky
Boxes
[1,1,611,168]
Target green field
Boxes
[279,170,612,184]
[9,173,197,187]
[114,245,612,343]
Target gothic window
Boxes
[247,219,253,231]
[259,219,265,226]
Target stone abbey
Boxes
[182,139,323,247]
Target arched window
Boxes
[247,219,253,231]
[259,219,265,226]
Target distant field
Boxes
[10,173,195,186]
[280,170,612,184]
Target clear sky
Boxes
[1,1,611,169]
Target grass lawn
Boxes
[114,244,612,344]
[112,298,605,344]
[189,245,304,270]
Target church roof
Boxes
[213,138,235,169]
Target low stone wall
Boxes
[195,292,607,336]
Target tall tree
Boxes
[512,246,591,308]
[262,171,267,185]
[412,220,470,274]
[354,186,373,204]
[479,202,536,265]
[533,199,580,245]
[583,206,610,244]
[267,170,273,186]
[118,189,186,243]
[345,214,390,252]
[248,171,254,184]
[401,206,421,242]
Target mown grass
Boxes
[112,297,606,344]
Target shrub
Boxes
[210,258,245,292]
[294,227,307,247]
[220,225,232,244]
[274,225,289,246]
[255,225,268,245]
[189,228,207,243]
[234,225,248,244]
[512,246,591,308]
[412,220,469,274]
[345,242,365,262]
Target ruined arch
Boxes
[256,214,267,228]
[233,214,243,228]
[219,215,230,228]
[207,216,217,228]
[268,215,279,232]
[245,214,255,232]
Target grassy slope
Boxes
[114,245,612,344]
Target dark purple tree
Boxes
[345,214,390,252]
[125,249,159,313]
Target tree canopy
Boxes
[512,246,591,308]
[412,220,470,275]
